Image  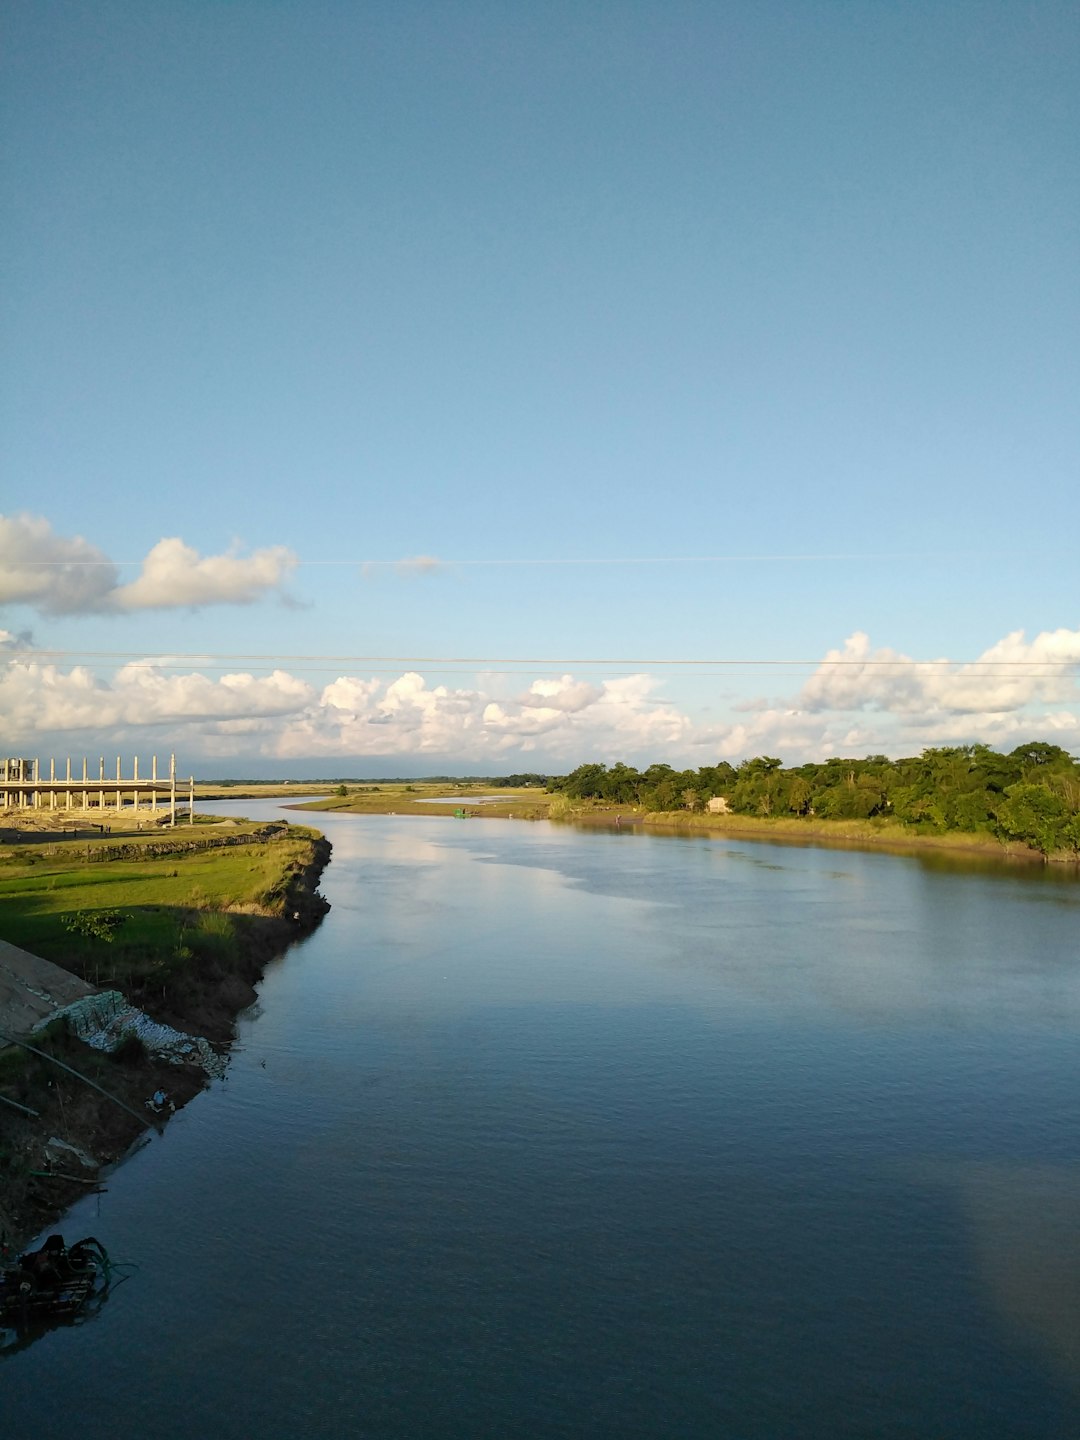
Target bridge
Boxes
[1,754,194,825]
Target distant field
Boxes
[294,783,552,820]
[194,782,335,800]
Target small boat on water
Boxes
[1,1234,110,1328]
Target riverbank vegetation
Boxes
[0,818,330,1026]
[549,743,1080,859]
[288,747,1080,862]
[0,818,331,1247]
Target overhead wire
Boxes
[1,649,1074,668]
[13,549,1029,567]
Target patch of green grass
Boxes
[0,830,320,987]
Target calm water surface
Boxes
[5,805,1079,1438]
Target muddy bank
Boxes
[0,836,331,1252]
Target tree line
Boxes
[547,743,1080,856]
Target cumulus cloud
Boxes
[113,538,296,610]
[0,656,313,744]
[0,514,119,613]
[273,670,695,760]
[4,624,1080,767]
[518,675,603,713]
[0,514,297,614]
[800,628,1080,716]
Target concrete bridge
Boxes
[1,754,194,824]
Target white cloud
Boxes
[0,515,297,614]
[4,624,1079,767]
[518,675,603,713]
[114,537,296,610]
[800,628,1080,716]
[272,670,697,761]
[0,656,313,745]
[0,514,119,613]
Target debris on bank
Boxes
[38,991,227,1081]
[1,1234,114,1348]
[43,1137,98,1172]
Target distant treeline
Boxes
[547,743,1080,856]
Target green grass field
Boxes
[0,821,323,991]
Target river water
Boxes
[4,803,1079,1437]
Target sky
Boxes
[2,1,1078,777]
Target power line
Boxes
[10,548,1031,568]
[3,648,1078,670]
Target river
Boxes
[4,803,1079,1437]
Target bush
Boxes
[63,909,128,944]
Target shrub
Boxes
[63,909,128,943]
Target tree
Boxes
[1009,742,1075,775]
[994,783,1071,856]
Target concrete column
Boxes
[151,755,158,813]
[189,776,194,825]
[50,758,56,810]
[66,756,72,811]
[170,752,176,827]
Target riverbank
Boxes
[293,787,1076,868]
[294,782,550,821]
[0,820,331,1250]
[633,809,1068,864]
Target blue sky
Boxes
[2,2,1078,775]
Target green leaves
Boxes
[547,741,1080,856]
[62,909,128,944]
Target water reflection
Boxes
[919,1160,1080,1385]
[5,803,1077,1438]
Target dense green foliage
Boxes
[549,743,1080,856]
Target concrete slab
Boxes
[0,938,97,1048]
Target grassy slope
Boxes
[0,818,327,1015]
[0,818,330,1247]
[1,825,313,940]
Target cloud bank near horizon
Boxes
[2,625,1078,769]
[0,514,297,614]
